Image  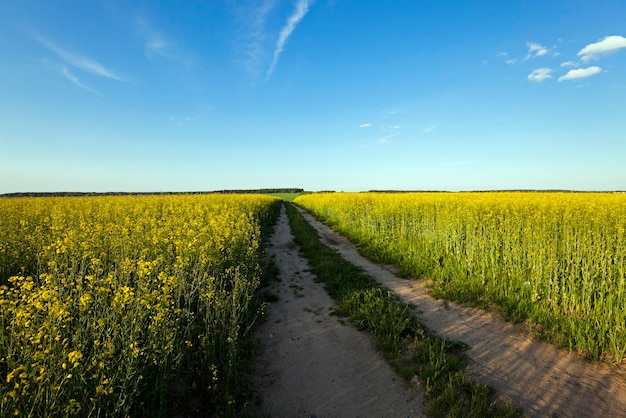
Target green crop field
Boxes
[295,192,626,363]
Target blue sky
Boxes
[1,0,625,193]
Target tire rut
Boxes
[246,204,424,417]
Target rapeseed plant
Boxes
[0,194,279,417]
[296,192,626,363]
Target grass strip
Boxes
[285,202,522,417]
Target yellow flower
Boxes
[78,293,92,309]
[129,341,140,358]
[68,350,83,368]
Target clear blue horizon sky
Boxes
[2,1,625,193]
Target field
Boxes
[0,194,279,417]
[267,192,302,202]
[294,192,626,363]
[3,190,625,417]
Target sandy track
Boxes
[295,205,626,418]
[246,205,424,417]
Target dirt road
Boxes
[295,205,626,418]
[246,205,424,417]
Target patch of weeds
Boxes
[258,290,279,303]
[260,258,280,288]
[285,203,523,418]
[259,199,282,246]
[240,200,282,416]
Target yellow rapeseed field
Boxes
[295,192,626,363]
[0,194,279,417]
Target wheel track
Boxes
[246,204,424,417]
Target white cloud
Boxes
[528,67,553,82]
[503,41,555,65]
[61,66,100,95]
[359,123,373,128]
[578,35,626,62]
[358,132,396,148]
[35,35,124,81]
[560,61,578,68]
[145,40,190,64]
[236,0,279,76]
[388,125,401,129]
[145,40,169,57]
[266,0,313,79]
[558,66,602,82]
[374,133,396,144]
[136,18,192,65]
[423,126,436,133]
[526,42,550,59]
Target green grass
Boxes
[268,192,302,202]
[284,202,521,417]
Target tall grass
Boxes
[0,194,280,417]
[295,192,626,363]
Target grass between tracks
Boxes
[285,203,522,418]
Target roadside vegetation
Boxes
[294,192,626,364]
[267,192,302,202]
[0,194,281,417]
[285,203,521,417]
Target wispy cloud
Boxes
[237,0,279,76]
[145,40,190,64]
[578,35,626,62]
[558,66,602,82]
[423,126,436,134]
[266,0,313,80]
[357,111,403,144]
[359,133,396,147]
[35,35,124,81]
[60,66,100,95]
[381,109,399,116]
[374,133,396,144]
[500,41,554,64]
[135,18,193,65]
[528,67,553,82]
[526,42,550,59]
[560,60,578,68]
